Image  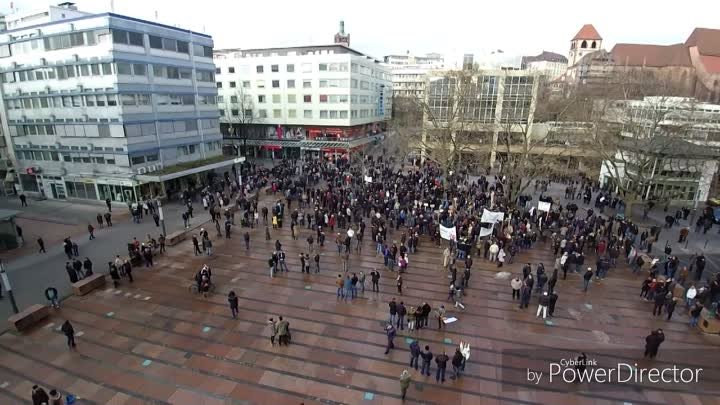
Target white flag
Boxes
[480,209,504,224]
[479,226,493,237]
[538,201,552,212]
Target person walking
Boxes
[396,274,403,295]
[192,235,201,255]
[548,291,559,317]
[435,351,449,383]
[159,234,166,253]
[61,320,76,350]
[689,303,703,327]
[399,370,412,401]
[266,318,278,345]
[104,212,112,227]
[108,262,121,287]
[19,193,27,207]
[228,291,239,319]
[520,283,531,309]
[420,345,433,376]
[653,291,667,316]
[384,323,396,354]
[644,329,665,359]
[409,339,421,370]
[243,232,250,250]
[106,197,112,212]
[37,237,46,253]
[665,297,678,320]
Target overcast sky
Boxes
[6,0,720,66]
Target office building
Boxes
[383,52,445,99]
[0,2,226,202]
[214,44,392,160]
[521,51,568,79]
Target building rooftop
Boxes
[611,43,692,67]
[573,24,602,41]
[521,51,568,67]
[214,44,382,63]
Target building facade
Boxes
[521,51,568,79]
[214,45,392,160]
[0,3,223,202]
[383,53,445,99]
[422,69,541,168]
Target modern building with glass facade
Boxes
[0,3,224,202]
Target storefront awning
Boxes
[134,156,245,183]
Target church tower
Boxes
[569,24,602,66]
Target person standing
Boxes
[87,224,95,240]
[61,320,76,350]
[108,262,120,287]
[420,345,433,376]
[16,225,24,244]
[435,305,446,330]
[396,301,406,330]
[389,298,398,324]
[266,318,277,345]
[371,269,380,292]
[396,274,403,295]
[105,197,112,212]
[158,234,166,253]
[65,262,79,284]
[520,283,531,309]
[314,252,321,273]
[244,231,250,250]
[336,274,344,298]
[583,267,593,292]
[689,302,703,327]
[32,385,50,405]
[695,253,706,281]
[409,339,421,370]
[19,193,27,207]
[192,235,201,255]
[384,323,396,354]
[653,291,666,316]
[548,292,559,317]
[644,329,665,359]
[451,348,464,379]
[276,316,290,346]
[205,238,213,256]
[399,370,412,401]
[665,297,678,321]
[536,292,549,319]
[83,257,93,277]
[511,277,522,300]
[228,291,239,319]
[37,237,46,253]
[104,212,112,227]
[435,351,449,383]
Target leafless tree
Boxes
[220,88,263,154]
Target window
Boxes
[181,95,195,105]
[272,80,280,88]
[197,70,214,82]
[256,80,265,88]
[319,94,328,103]
[303,95,312,103]
[230,95,238,103]
[303,80,312,88]
[229,81,236,88]
[102,63,112,75]
[288,109,296,118]
[319,80,327,88]
[149,35,163,49]
[216,67,221,74]
[131,156,146,165]
[330,111,338,119]
[258,95,266,103]
[258,110,267,118]
[216,82,222,88]
[231,109,239,116]
[133,63,146,76]
[304,110,312,118]
[272,94,281,103]
[116,62,132,75]
[129,31,144,46]
[192,44,213,57]
[177,41,189,54]
[121,94,136,106]
[273,109,281,118]
[287,64,295,72]
[287,94,296,103]
[242,81,250,88]
[256,65,264,73]
[162,37,177,52]
[320,110,328,119]
[287,79,295,88]
[319,63,327,71]
[271,65,279,72]
[228,67,235,73]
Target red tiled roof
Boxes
[573,24,602,41]
[610,43,691,67]
[685,28,720,57]
[699,55,720,74]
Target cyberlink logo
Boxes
[526,358,703,385]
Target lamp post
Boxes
[157,199,167,236]
[0,260,19,314]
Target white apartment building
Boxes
[214,45,392,160]
[0,3,225,202]
[383,53,445,99]
[521,51,568,80]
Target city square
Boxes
[0,1,719,404]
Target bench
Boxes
[166,230,187,246]
[8,304,50,332]
[72,273,106,296]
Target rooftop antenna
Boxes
[154,10,158,21]
[110,0,114,12]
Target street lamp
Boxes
[0,260,19,314]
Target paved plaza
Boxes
[0,184,718,405]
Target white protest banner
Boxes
[440,224,457,240]
[443,317,458,324]
[538,201,552,212]
[479,226,493,237]
[364,176,372,183]
[480,209,505,224]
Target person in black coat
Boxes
[548,292,559,317]
[108,262,121,288]
[83,257,93,277]
[644,329,665,358]
[61,320,76,349]
[65,262,78,284]
[32,385,50,405]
